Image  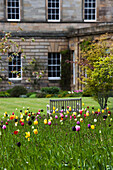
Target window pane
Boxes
[7,0,20,20]
[84,0,96,20]
[48,0,59,21]
[48,53,60,78]
[8,53,21,79]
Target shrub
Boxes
[36,92,46,98]
[41,87,60,94]
[0,91,10,97]
[29,94,37,98]
[10,86,27,97]
[82,88,91,97]
[26,92,37,97]
[46,94,53,98]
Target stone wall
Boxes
[0,0,113,22]
[62,0,82,21]
[0,36,68,91]
[97,0,113,22]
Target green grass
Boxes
[0,97,113,169]
[0,97,113,116]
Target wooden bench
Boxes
[47,98,82,116]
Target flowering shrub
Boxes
[0,104,113,169]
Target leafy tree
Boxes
[79,34,113,108]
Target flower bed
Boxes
[0,104,113,169]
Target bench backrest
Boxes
[49,98,82,113]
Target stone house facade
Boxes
[0,0,113,91]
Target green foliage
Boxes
[26,92,37,97]
[60,49,71,91]
[46,94,53,98]
[41,87,60,94]
[80,34,113,105]
[10,86,27,97]
[29,93,37,98]
[0,91,10,97]
[36,92,46,98]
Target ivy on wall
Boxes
[60,49,71,91]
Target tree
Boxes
[79,34,113,108]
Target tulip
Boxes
[17,142,21,147]
[44,119,47,125]
[14,131,18,135]
[34,120,38,125]
[2,125,6,129]
[86,112,89,117]
[21,122,24,126]
[55,115,58,119]
[76,125,80,131]
[69,107,71,112]
[102,110,104,113]
[28,121,32,125]
[33,129,38,134]
[94,119,97,122]
[80,118,83,123]
[6,122,8,125]
[79,110,82,115]
[53,107,55,111]
[72,126,76,131]
[77,121,80,125]
[88,124,91,128]
[48,121,51,126]
[53,110,55,114]
[25,132,30,138]
[91,125,95,129]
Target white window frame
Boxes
[84,0,96,22]
[48,53,61,80]
[7,0,20,21]
[8,53,22,80]
[48,0,60,22]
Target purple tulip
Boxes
[77,121,80,125]
[76,125,80,131]
[88,124,91,128]
[48,121,51,125]
[2,125,6,129]
[55,115,58,119]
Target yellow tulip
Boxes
[80,118,83,123]
[16,116,18,119]
[92,111,94,114]
[86,112,89,117]
[73,112,77,115]
[53,110,55,114]
[106,107,109,110]
[25,132,30,138]
[33,129,38,134]
[56,108,58,112]
[48,119,51,122]
[44,119,47,125]
[102,110,104,113]
[69,107,72,112]
[82,103,84,106]
[67,110,69,114]
[34,120,38,125]
[28,138,30,141]
[53,107,55,110]
[91,125,95,129]
[98,109,100,112]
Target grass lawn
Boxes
[0,97,113,116]
[0,97,113,169]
